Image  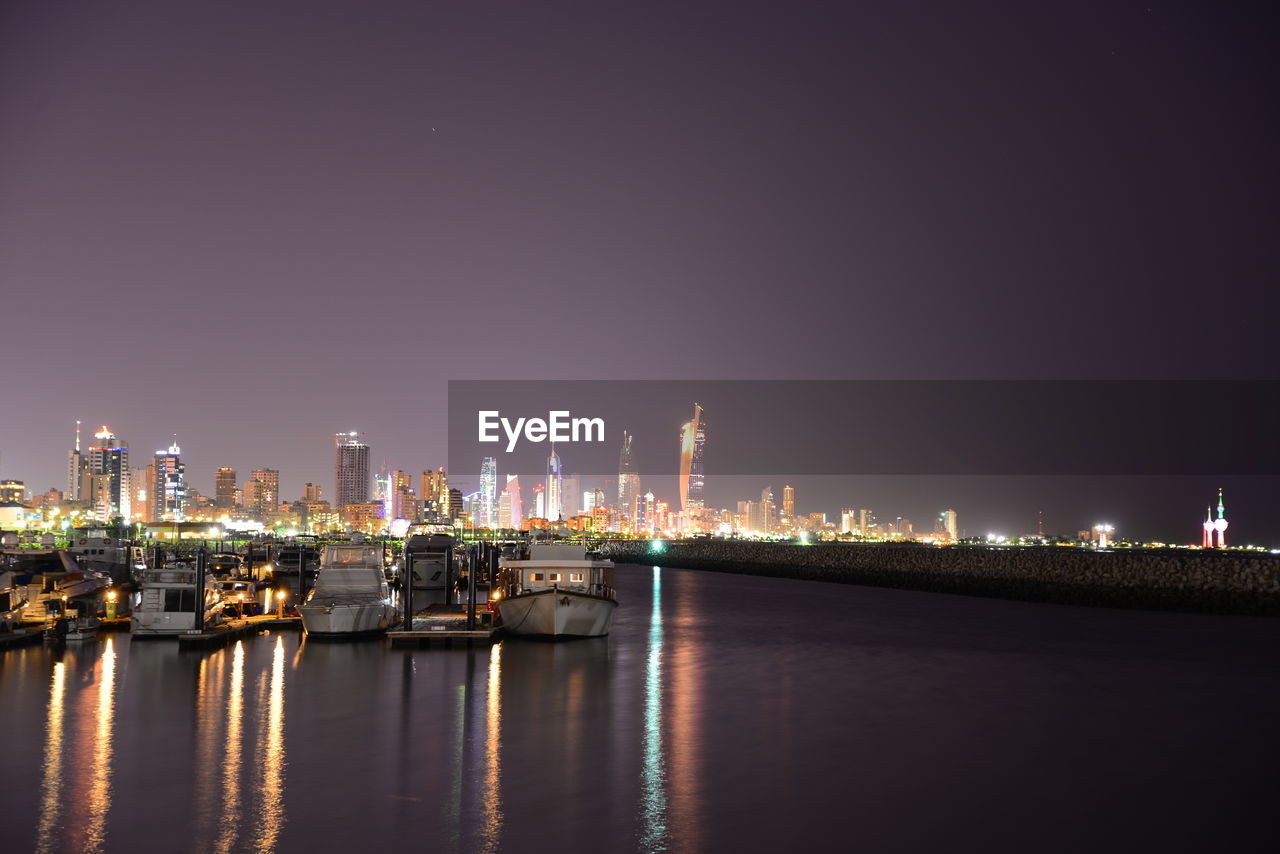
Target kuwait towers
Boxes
[1202,488,1229,548]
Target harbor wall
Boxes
[598,540,1280,616]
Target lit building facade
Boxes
[480,457,498,527]
[215,467,238,508]
[334,432,370,508]
[546,447,563,521]
[86,426,130,522]
[152,443,187,522]
[678,404,705,515]
[618,431,640,534]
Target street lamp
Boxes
[276,588,287,618]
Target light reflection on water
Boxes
[82,637,117,853]
[215,641,246,854]
[480,642,503,854]
[4,565,1279,854]
[34,660,66,854]
[639,566,668,852]
[255,635,287,854]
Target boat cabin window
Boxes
[569,573,584,582]
[531,573,544,581]
[164,589,197,612]
[548,574,561,582]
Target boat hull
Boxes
[497,588,617,638]
[298,603,393,637]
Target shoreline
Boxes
[599,540,1280,617]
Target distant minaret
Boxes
[1213,488,1229,548]
[1202,507,1214,548]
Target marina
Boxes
[1,563,1277,853]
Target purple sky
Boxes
[2,2,1277,528]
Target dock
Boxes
[173,614,302,649]
[0,626,45,650]
[388,605,498,648]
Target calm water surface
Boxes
[2,564,1277,853]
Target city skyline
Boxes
[0,412,1271,546]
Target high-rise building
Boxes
[562,474,580,518]
[152,443,186,522]
[583,488,605,514]
[782,484,795,521]
[498,490,513,529]
[480,457,498,527]
[533,483,546,520]
[618,431,640,533]
[641,491,656,535]
[251,468,279,516]
[303,482,323,502]
[215,467,238,508]
[858,508,874,536]
[334,432,370,508]
[0,480,24,503]
[678,404,706,515]
[941,509,958,540]
[86,426,130,522]
[66,420,91,502]
[840,507,856,534]
[447,487,462,521]
[390,469,414,521]
[546,446,563,521]
[760,486,776,533]
[502,474,523,529]
[420,468,447,506]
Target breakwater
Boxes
[599,540,1280,616]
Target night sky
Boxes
[2,2,1277,537]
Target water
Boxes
[2,564,1277,854]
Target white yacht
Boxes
[493,542,617,638]
[131,562,225,636]
[9,551,111,625]
[298,544,396,637]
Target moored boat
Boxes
[131,562,224,636]
[298,544,396,637]
[493,542,617,638]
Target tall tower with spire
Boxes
[546,444,563,521]
[1212,488,1229,548]
[1202,506,1215,548]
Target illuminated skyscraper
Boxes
[841,507,856,534]
[152,442,186,522]
[942,509,958,540]
[420,468,448,517]
[678,404,706,515]
[760,486,776,533]
[86,426,130,522]
[480,457,498,527]
[782,484,795,521]
[618,431,640,533]
[503,474,523,529]
[66,420,87,501]
[546,446,563,520]
[334,432,370,508]
[215,467,237,508]
[251,468,280,516]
